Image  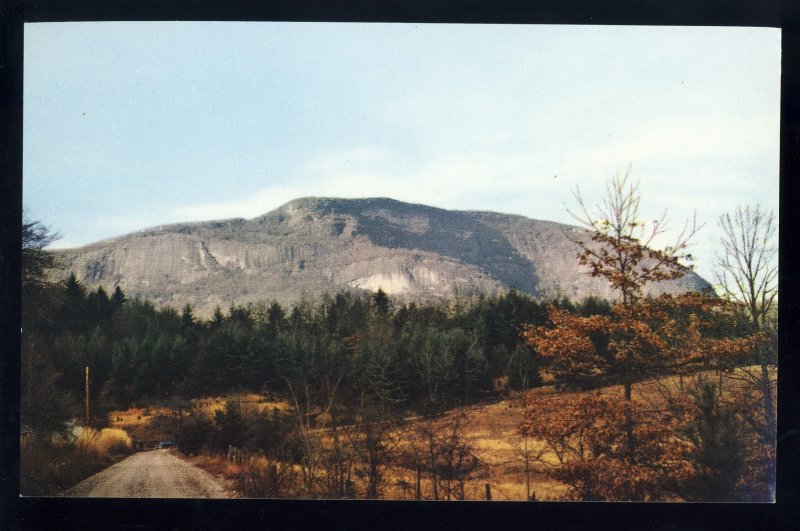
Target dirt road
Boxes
[63,450,232,498]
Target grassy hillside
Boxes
[102,366,774,501]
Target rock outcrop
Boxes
[53,197,711,317]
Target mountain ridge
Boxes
[53,197,711,317]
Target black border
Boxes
[2,1,798,529]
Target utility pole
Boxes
[85,366,90,426]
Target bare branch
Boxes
[568,169,700,306]
[715,205,777,329]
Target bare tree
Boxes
[515,391,546,500]
[397,423,427,499]
[22,216,63,328]
[716,206,777,330]
[285,380,324,495]
[22,216,60,288]
[413,410,482,500]
[715,205,777,444]
[354,400,402,499]
[320,414,357,498]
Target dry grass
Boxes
[185,452,304,498]
[190,454,246,482]
[107,393,292,442]
[379,366,777,501]
[107,406,171,441]
[110,367,775,500]
[190,393,290,417]
[379,399,568,500]
[75,427,133,457]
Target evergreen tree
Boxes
[60,273,88,333]
[684,380,745,501]
[211,305,225,329]
[211,400,252,452]
[266,301,287,339]
[86,286,111,329]
[373,288,391,315]
[180,303,196,332]
[111,285,126,306]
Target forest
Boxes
[20,174,777,501]
[24,276,580,424]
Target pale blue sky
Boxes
[23,22,780,282]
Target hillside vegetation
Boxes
[22,178,776,501]
[102,365,773,501]
[21,274,774,500]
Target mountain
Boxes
[52,197,711,317]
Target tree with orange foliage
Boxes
[568,168,700,308]
[521,292,753,465]
[526,170,701,460]
[523,292,748,389]
[518,171,768,500]
[520,392,694,500]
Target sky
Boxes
[23,22,781,283]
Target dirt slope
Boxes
[63,449,232,498]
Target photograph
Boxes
[20,21,779,502]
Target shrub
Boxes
[76,427,132,457]
[683,380,747,501]
[176,414,214,455]
[240,457,301,498]
[20,435,109,496]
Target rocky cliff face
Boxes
[53,197,711,317]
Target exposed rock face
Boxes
[53,197,711,317]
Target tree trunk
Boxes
[524,434,531,501]
[624,380,635,462]
[760,355,776,444]
[415,464,421,500]
[429,447,439,500]
[367,446,379,499]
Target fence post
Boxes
[485,483,492,501]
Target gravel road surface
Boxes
[63,450,232,498]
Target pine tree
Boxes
[373,288,391,315]
[684,379,745,501]
[266,301,287,338]
[111,285,126,306]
